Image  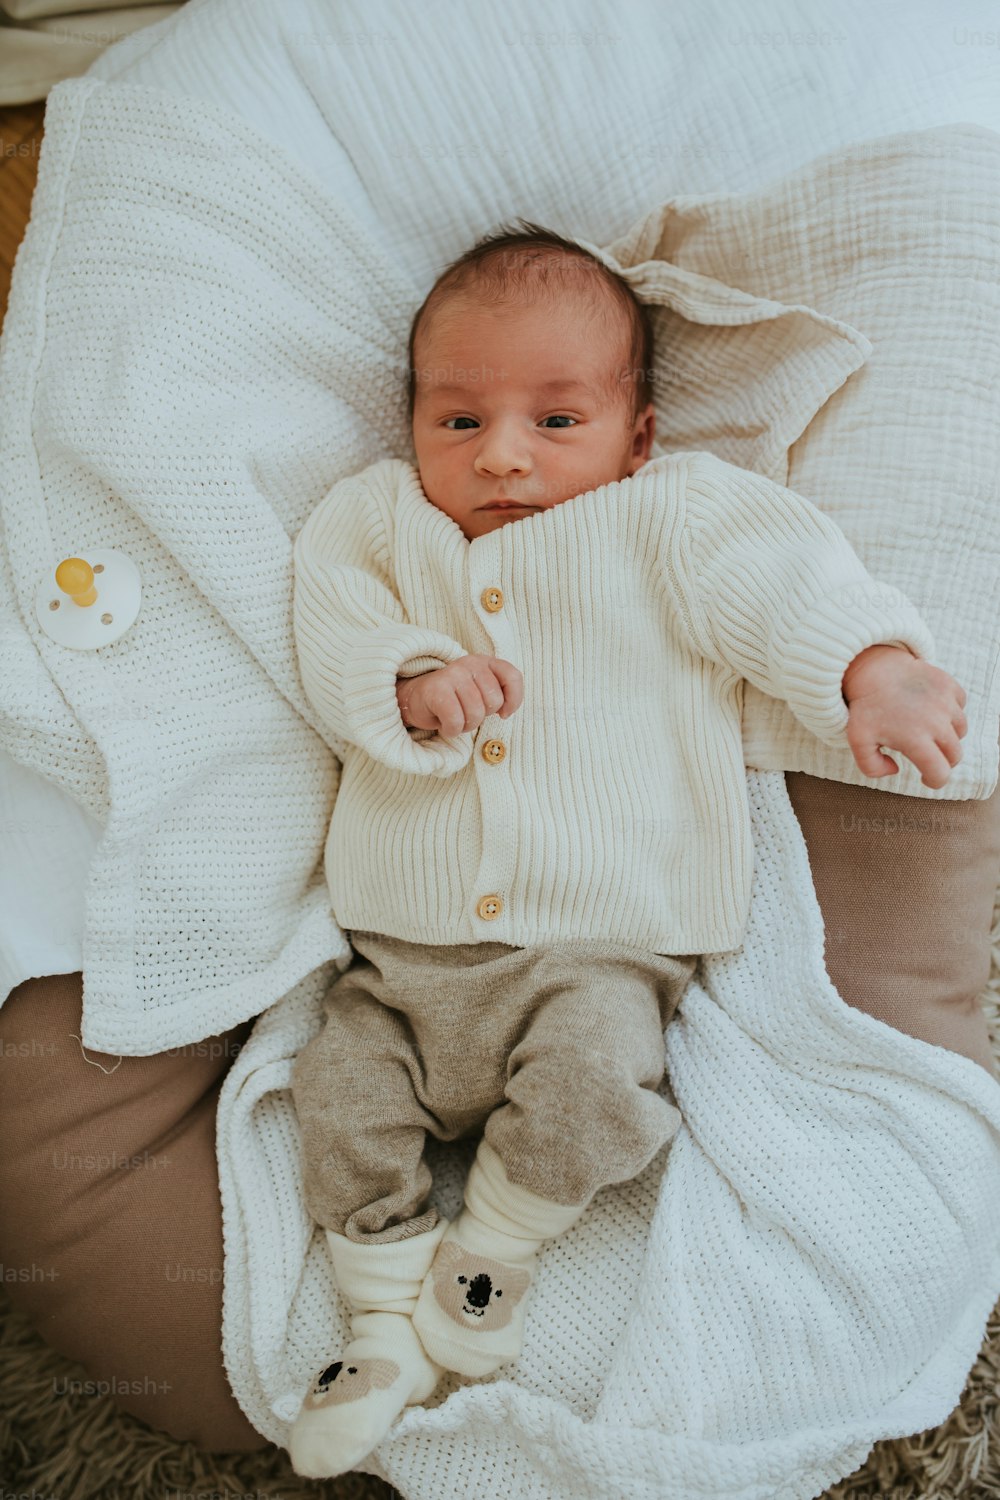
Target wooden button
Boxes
[476,894,503,920]
[481,739,506,764]
[481,587,503,612]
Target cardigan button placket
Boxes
[468,556,517,935]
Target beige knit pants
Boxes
[292,931,699,1244]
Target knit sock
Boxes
[411,1139,587,1377]
[288,1219,448,1479]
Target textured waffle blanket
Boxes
[219,769,1000,1500]
[1,76,999,1499]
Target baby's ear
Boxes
[630,401,657,468]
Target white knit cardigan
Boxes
[292,450,935,954]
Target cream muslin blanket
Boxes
[1,77,999,1499]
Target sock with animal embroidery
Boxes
[411,1138,587,1377]
[289,1218,449,1479]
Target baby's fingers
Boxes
[936,724,965,768]
[448,675,491,734]
[904,729,962,789]
[848,737,901,781]
[488,657,524,717]
[420,676,478,737]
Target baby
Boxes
[286,221,967,1478]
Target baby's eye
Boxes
[541,415,576,429]
[443,416,479,430]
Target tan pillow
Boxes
[592,123,1000,800]
[0,2,179,106]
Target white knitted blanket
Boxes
[2,77,1000,1497]
[2,75,996,1054]
[221,768,1000,1499]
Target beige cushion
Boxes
[0,2,179,105]
[596,123,1000,799]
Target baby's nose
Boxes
[474,442,531,476]
[473,417,534,475]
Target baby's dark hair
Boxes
[406,219,654,428]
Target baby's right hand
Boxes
[396,654,523,736]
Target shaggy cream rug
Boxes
[2,1276,998,1498]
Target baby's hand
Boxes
[841,644,968,789]
[396,654,523,737]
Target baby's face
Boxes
[411,293,655,541]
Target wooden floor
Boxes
[0,101,46,330]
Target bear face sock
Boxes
[288,1220,449,1479]
[411,1139,587,1378]
[289,1309,440,1478]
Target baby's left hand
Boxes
[841,644,968,789]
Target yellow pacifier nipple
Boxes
[54,556,98,608]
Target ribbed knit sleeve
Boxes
[671,452,937,748]
[292,474,474,777]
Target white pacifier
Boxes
[35,550,142,649]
